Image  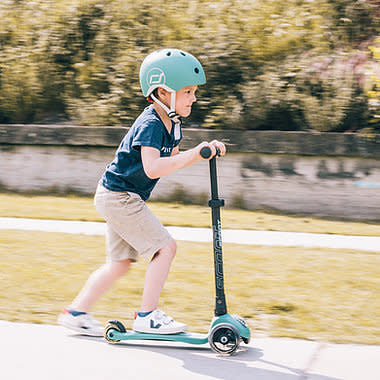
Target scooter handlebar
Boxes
[200,146,220,159]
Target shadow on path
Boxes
[74,335,339,380]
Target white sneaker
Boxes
[132,309,187,334]
[58,308,104,337]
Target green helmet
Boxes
[139,48,206,97]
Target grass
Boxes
[1,193,380,236]
[1,193,379,344]
[0,229,379,345]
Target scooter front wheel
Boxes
[208,323,240,355]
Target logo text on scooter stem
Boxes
[213,220,224,290]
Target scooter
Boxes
[104,147,251,355]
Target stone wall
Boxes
[0,125,379,220]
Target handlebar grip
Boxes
[200,146,212,159]
[200,146,221,159]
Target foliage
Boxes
[240,51,370,131]
[0,0,378,131]
[365,37,380,131]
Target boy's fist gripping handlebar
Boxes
[200,146,219,159]
[198,140,226,160]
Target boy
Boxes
[58,48,226,336]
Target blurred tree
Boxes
[0,0,378,131]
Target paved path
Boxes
[0,321,379,380]
[1,217,379,252]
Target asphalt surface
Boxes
[0,321,379,380]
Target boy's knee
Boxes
[167,239,177,257]
[157,239,177,260]
[168,238,177,254]
[109,259,131,278]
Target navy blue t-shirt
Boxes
[101,105,182,200]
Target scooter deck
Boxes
[106,329,209,345]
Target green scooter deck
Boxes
[106,329,209,345]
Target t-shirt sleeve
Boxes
[132,121,163,151]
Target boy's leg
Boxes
[70,259,132,312]
[133,238,187,334]
[58,259,131,336]
[95,186,185,332]
[58,223,137,336]
[140,239,177,312]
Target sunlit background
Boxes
[0,0,379,346]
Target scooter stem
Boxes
[208,155,227,316]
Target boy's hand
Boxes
[210,140,226,156]
[197,140,226,160]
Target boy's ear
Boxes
[157,87,169,99]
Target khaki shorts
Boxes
[94,184,172,262]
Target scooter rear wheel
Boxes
[104,320,126,343]
[208,323,240,355]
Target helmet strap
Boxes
[150,91,181,123]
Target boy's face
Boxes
[156,85,198,118]
[175,85,198,117]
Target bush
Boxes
[365,37,380,132]
[0,0,378,131]
[239,52,371,132]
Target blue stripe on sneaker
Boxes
[68,308,87,317]
[137,311,153,318]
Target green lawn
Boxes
[0,229,379,344]
[1,193,379,344]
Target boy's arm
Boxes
[141,141,224,179]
